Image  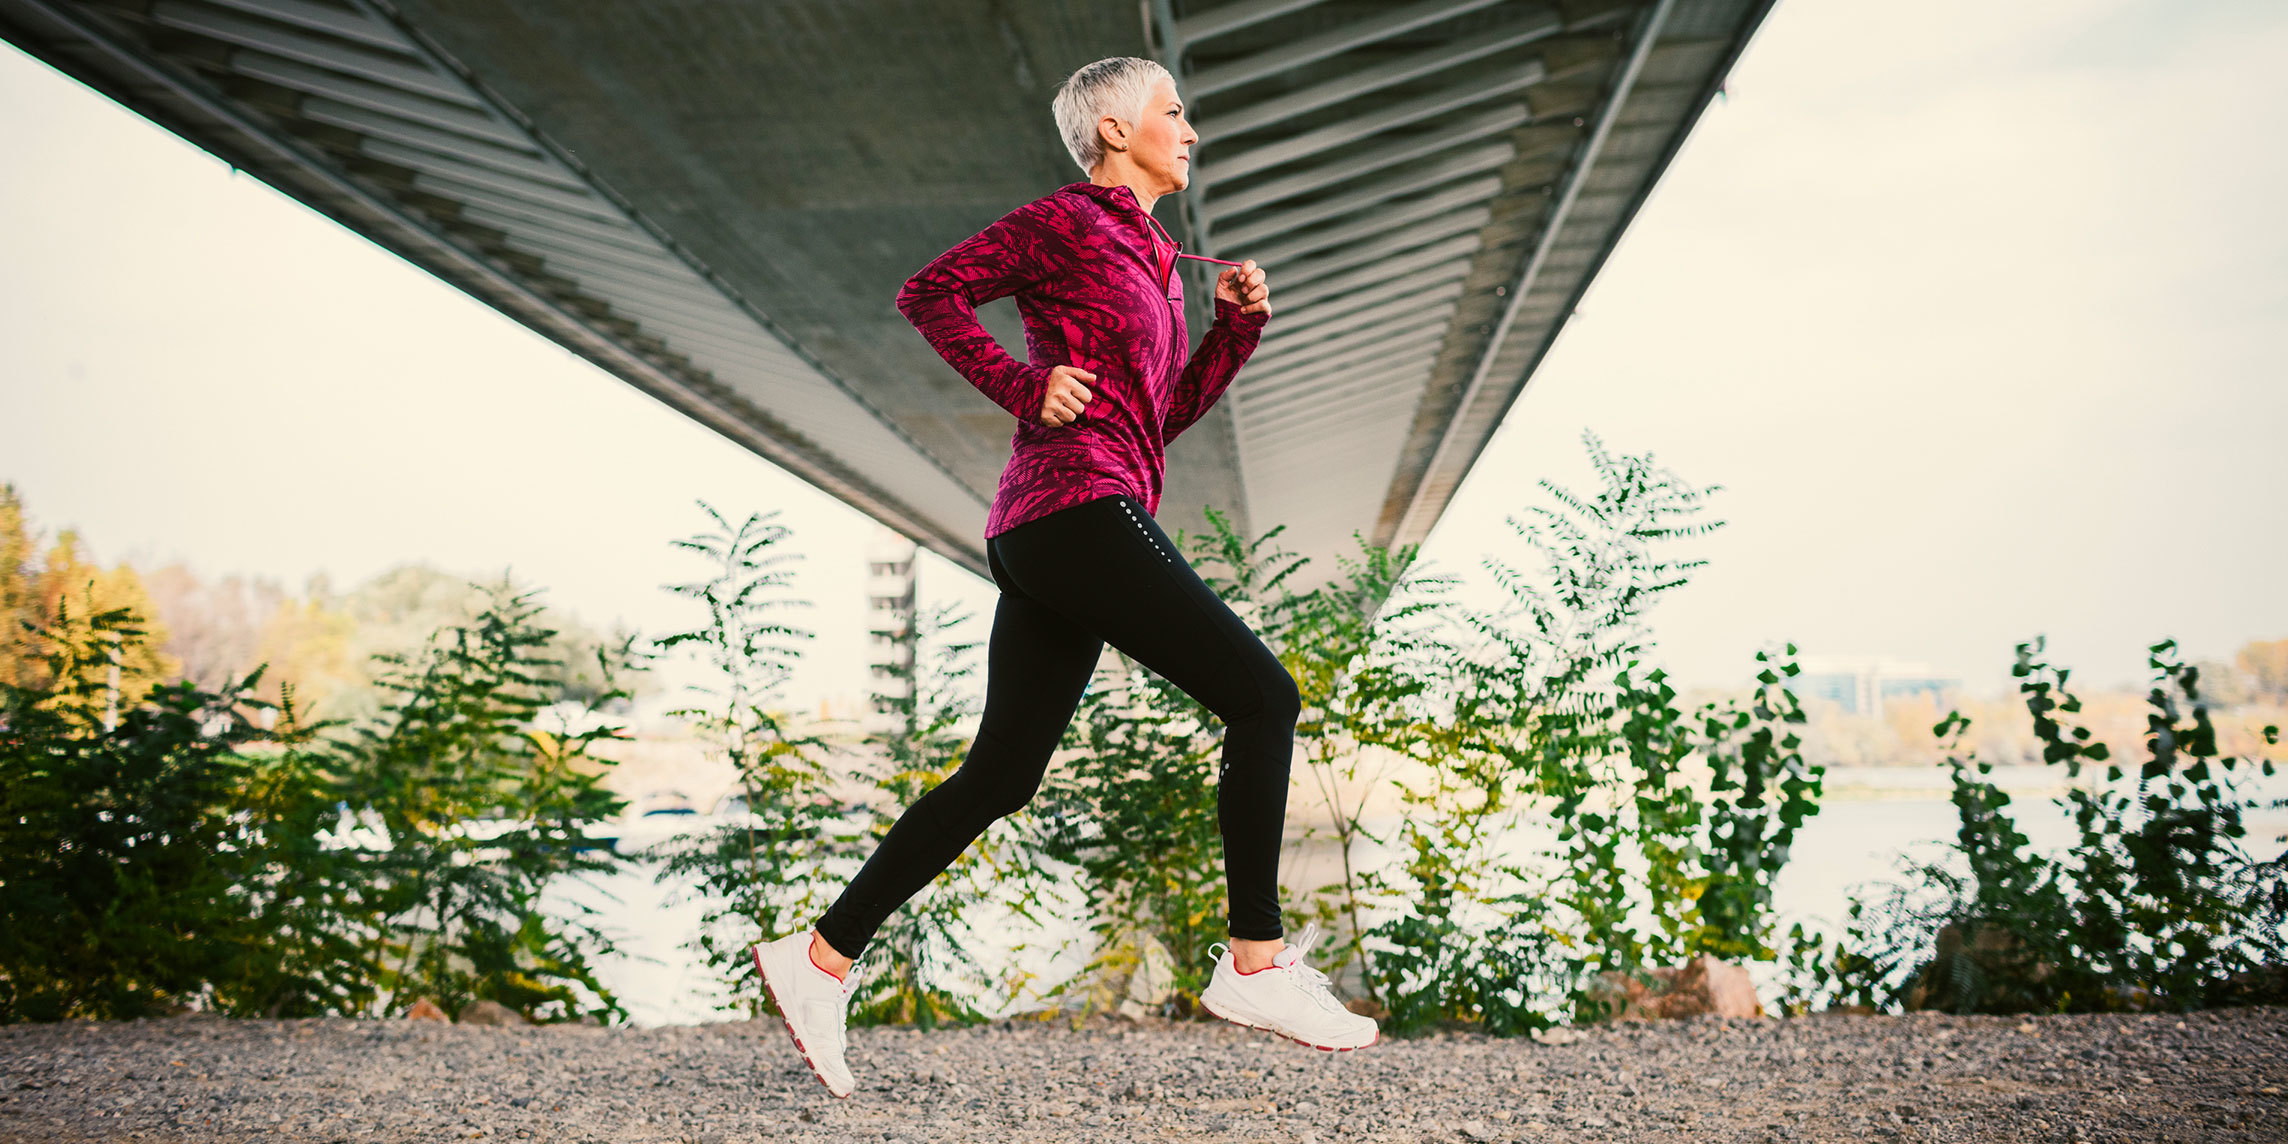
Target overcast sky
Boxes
[2,0,2282,709]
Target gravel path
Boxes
[2,1008,2282,1143]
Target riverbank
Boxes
[3,1007,2281,1143]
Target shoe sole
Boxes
[753,943,854,1099]
[1198,995,1380,1053]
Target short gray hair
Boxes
[1051,57,1174,175]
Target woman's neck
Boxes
[1090,162,1160,214]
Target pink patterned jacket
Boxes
[897,181,1268,539]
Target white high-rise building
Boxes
[864,527,918,736]
[1792,656,1958,719]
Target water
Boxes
[563,765,2288,1026]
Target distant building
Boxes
[864,528,918,736]
[1793,656,1958,718]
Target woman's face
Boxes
[1107,76,1197,195]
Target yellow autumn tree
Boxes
[2237,638,2288,702]
[0,484,34,688]
[0,485,178,702]
[251,587,359,715]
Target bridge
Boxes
[2,0,1768,577]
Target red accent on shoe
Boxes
[1235,961,1276,976]
[808,942,849,981]
[756,944,852,1099]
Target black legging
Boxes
[813,493,1299,959]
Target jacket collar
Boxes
[1061,181,1180,289]
[1062,180,1152,217]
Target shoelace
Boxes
[806,959,866,1049]
[836,961,866,1018]
[1213,923,1351,1015]
[1274,924,1350,1014]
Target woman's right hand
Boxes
[1040,365,1096,427]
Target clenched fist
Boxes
[1216,259,1271,316]
[1040,365,1096,427]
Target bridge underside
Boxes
[3,0,1768,578]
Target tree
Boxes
[2237,638,2288,703]
[0,600,372,1022]
[1796,638,2285,1014]
[334,583,636,1022]
[0,484,33,687]
[1367,430,1730,1033]
[847,601,1047,1026]
[0,485,177,700]
[648,503,840,1016]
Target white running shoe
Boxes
[1198,922,1379,1051]
[753,931,865,1098]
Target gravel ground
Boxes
[2,1007,2282,1144]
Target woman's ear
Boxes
[1098,114,1131,155]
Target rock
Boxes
[1462,1119,1495,1140]
[1126,934,1176,1008]
[458,1001,528,1027]
[1901,923,2052,1012]
[404,999,451,1023]
[1531,1026,1581,1046]
[1587,956,1764,1020]
[2213,964,2288,1005]
[1345,996,1389,1019]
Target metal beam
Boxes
[198,0,414,51]
[1267,263,1473,338]
[1245,405,1422,478]
[1393,0,1679,544]
[1258,206,1491,290]
[460,206,682,267]
[1252,291,1460,357]
[1174,0,1332,45]
[1201,63,1544,186]
[447,188,661,250]
[1249,334,1451,396]
[149,0,471,103]
[1241,331,1451,406]
[1243,176,1503,267]
[408,167,623,224]
[1276,233,1481,310]
[1243,378,1431,443]
[1205,102,1528,220]
[1253,356,1447,419]
[228,54,521,145]
[1187,0,1507,97]
[1211,145,1511,250]
[1242,311,1455,388]
[1201,9,1563,141]
[307,105,571,186]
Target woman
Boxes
[754,56,1378,1098]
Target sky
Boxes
[2,0,2283,710]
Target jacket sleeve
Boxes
[1165,298,1269,441]
[895,200,1062,424]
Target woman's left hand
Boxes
[1216,259,1271,317]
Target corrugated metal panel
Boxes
[1153,0,1768,571]
[2,0,1771,578]
[0,0,990,568]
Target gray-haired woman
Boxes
[753,56,1378,1099]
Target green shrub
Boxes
[1031,626,1233,1014]
[848,601,1050,1027]
[1366,432,1738,1032]
[0,597,372,1021]
[334,583,635,1022]
[1796,637,2284,1013]
[646,504,842,1017]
